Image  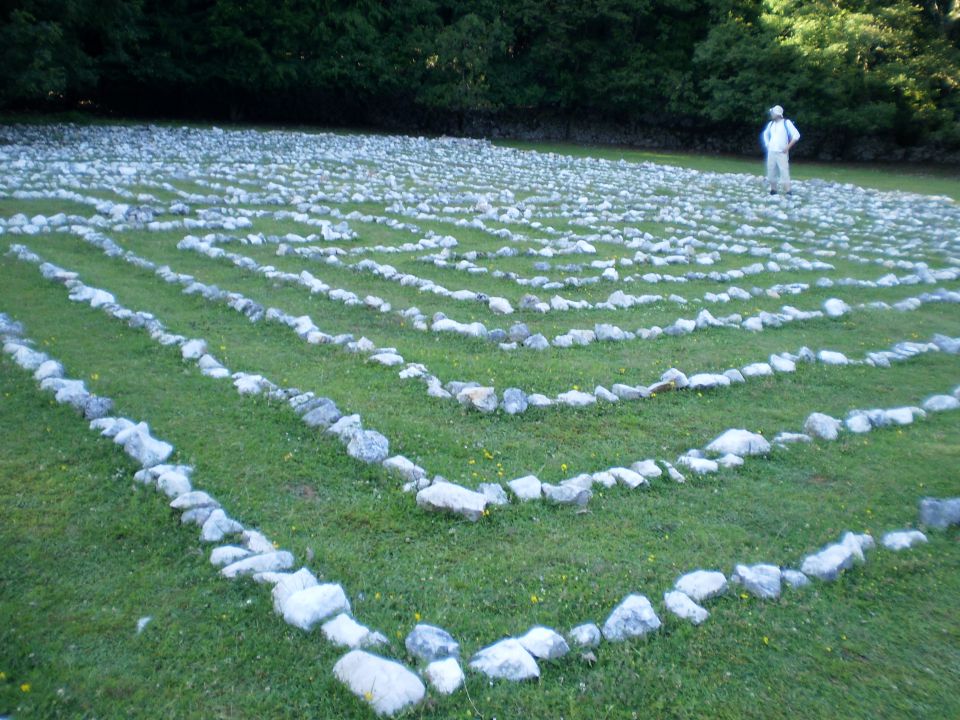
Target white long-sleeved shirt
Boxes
[762,119,800,153]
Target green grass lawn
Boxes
[498,140,960,201]
[2,126,960,719]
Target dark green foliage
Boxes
[1,0,959,145]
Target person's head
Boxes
[769,105,784,119]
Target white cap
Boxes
[769,105,784,117]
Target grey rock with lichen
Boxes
[919,497,960,529]
[406,623,460,662]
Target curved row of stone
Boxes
[0,311,420,715]
[171,232,960,421]
[5,126,957,292]
[11,186,948,338]
[174,227,958,361]
[273,233,958,319]
[4,243,407,470]
[180,230,960,360]
[4,309,958,717]
[10,239,960,533]
[18,232,958,438]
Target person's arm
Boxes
[786,121,800,151]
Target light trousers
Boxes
[766,150,791,190]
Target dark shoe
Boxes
[769,189,777,195]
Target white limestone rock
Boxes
[631,459,662,479]
[416,481,487,521]
[180,506,215,526]
[663,461,686,483]
[741,362,773,377]
[326,414,363,442]
[817,350,849,366]
[220,551,294,579]
[922,394,960,412]
[272,567,319,613]
[201,509,244,542]
[424,657,465,695]
[842,531,875,560]
[845,413,873,434]
[234,373,271,395]
[156,470,191,498]
[800,537,862,581]
[406,624,460,662]
[594,385,619,403]
[333,651,425,716]
[676,455,719,474]
[883,407,923,426]
[242,529,276,554]
[123,431,174,468]
[705,429,771,456]
[502,387,529,415]
[508,475,542,501]
[561,474,594,492]
[170,491,219,511]
[567,623,602,648]
[347,430,390,464]
[369,352,404,367]
[730,563,782,599]
[770,354,797,373]
[591,471,617,488]
[542,482,591,505]
[469,638,540,681]
[611,383,649,400]
[717,453,744,469]
[804,412,842,441]
[382,455,426,483]
[919,497,960,529]
[210,545,252,567]
[517,626,570,660]
[33,359,64,382]
[782,570,810,589]
[488,296,514,315]
[555,390,597,407]
[181,338,208,360]
[674,570,727,603]
[602,594,661,641]
[322,613,387,649]
[660,368,689,389]
[882,530,928,551]
[283,583,351,630]
[456,386,498,413]
[608,467,648,489]
[478,483,509,506]
[663,590,709,625]
[724,368,746,384]
[687,373,731,390]
[823,298,851,318]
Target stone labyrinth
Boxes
[2,124,960,715]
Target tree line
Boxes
[2,0,959,150]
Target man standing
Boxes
[761,105,800,195]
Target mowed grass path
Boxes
[2,133,960,718]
